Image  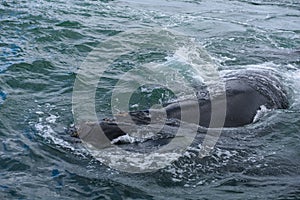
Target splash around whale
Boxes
[70,69,289,146]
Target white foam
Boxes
[35,122,76,151]
[90,146,183,173]
[46,114,58,124]
[32,104,86,156]
[35,111,44,115]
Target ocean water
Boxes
[0,0,300,199]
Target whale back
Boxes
[164,69,289,127]
[223,69,289,110]
[71,70,289,141]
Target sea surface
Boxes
[0,0,300,199]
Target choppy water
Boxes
[1,0,300,199]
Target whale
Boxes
[70,69,289,143]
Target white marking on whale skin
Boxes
[253,105,271,123]
[111,134,136,144]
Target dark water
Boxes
[1,0,300,199]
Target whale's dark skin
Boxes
[71,70,289,142]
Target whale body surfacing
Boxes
[71,69,289,142]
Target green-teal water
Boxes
[1,0,300,199]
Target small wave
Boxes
[0,90,7,105]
